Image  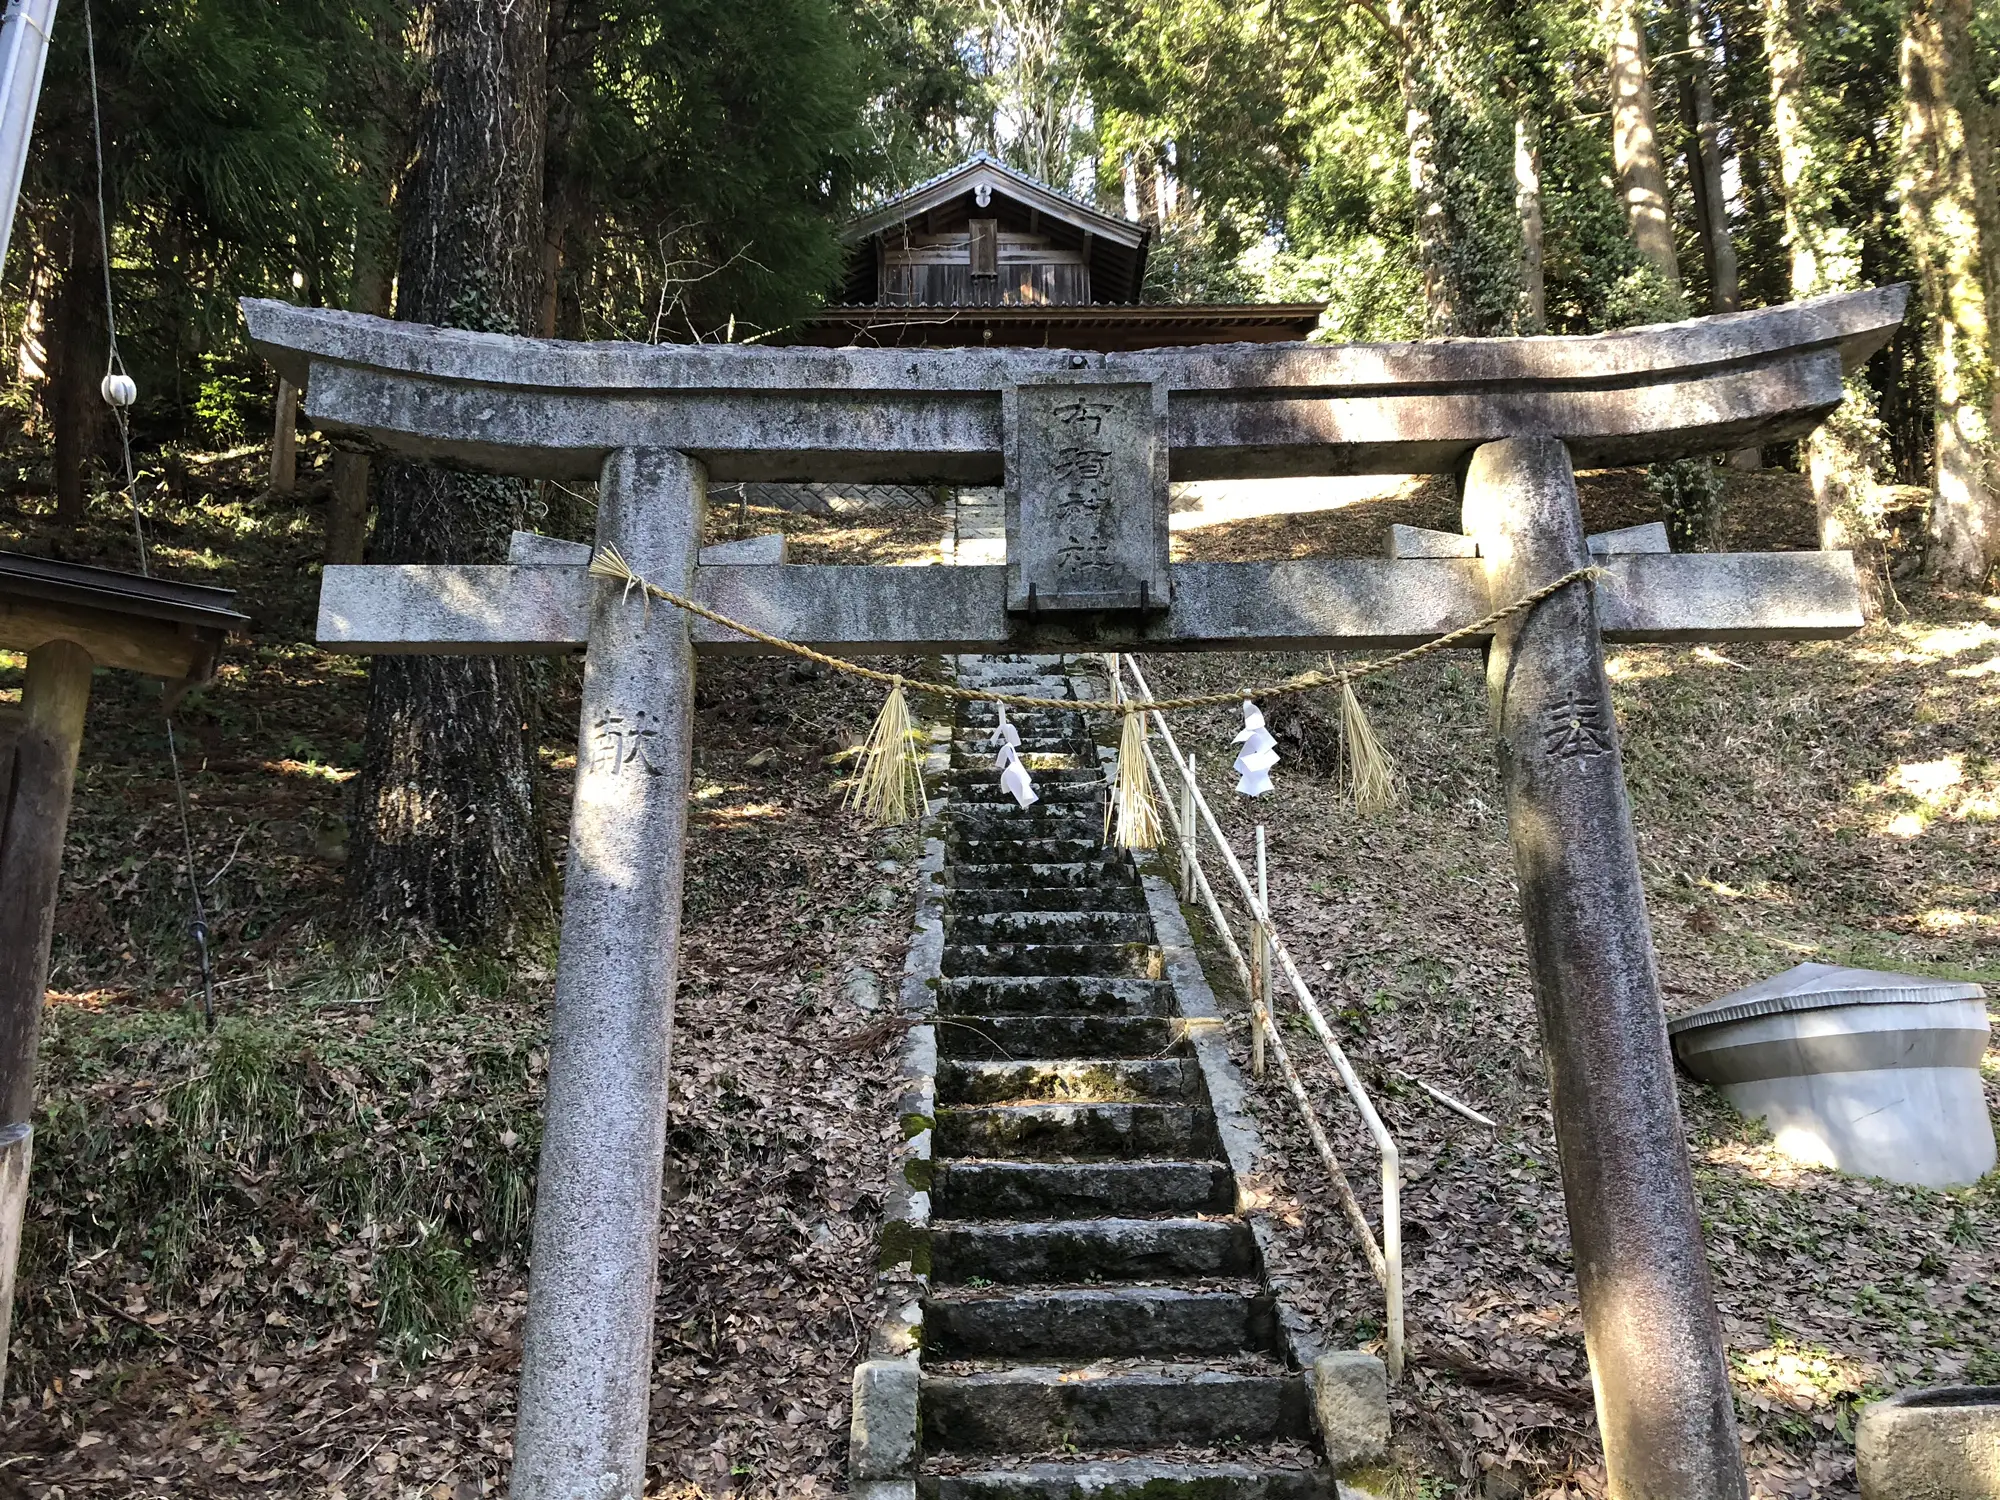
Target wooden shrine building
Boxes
[794,154,1325,351]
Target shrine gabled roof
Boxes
[842,152,1147,250]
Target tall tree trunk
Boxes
[351,0,554,938]
[1515,109,1546,334]
[1764,0,1888,607]
[1678,0,1739,312]
[1900,0,2000,585]
[1605,0,1684,296]
[1390,0,1463,335]
[1679,0,1759,468]
[47,209,106,529]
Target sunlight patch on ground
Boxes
[1704,1136,1835,1188]
[1167,475,1422,532]
[1863,752,2000,837]
[264,757,353,783]
[1731,1343,1875,1411]
[1916,907,1996,935]
[1604,651,1674,682]
[700,801,786,823]
[1851,619,2000,668]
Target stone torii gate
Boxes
[246,286,1905,1500]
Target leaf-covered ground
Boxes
[1155,471,1998,1500]
[2,454,1994,1500]
[2,450,927,1498]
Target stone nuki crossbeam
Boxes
[246,286,1907,1500]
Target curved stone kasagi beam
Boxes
[242,287,1906,484]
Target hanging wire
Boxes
[84,0,216,1026]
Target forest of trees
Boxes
[6,0,1995,936]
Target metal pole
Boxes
[0,0,59,279]
[1463,436,1745,1500]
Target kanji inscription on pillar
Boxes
[1004,379,1169,613]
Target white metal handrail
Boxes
[1108,653,1405,1382]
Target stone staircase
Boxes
[852,655,1385,1500]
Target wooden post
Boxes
[324,450,372,565]
[1462,437,1747,1500]
[269,377,298,495]
[0,638,92,1399]
[510,449,703,1500]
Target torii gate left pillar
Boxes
[250,287,1907,1500]
[509,450,703,1495]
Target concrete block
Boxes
[1386,523,1477,559]
[699,532,787,565]
[1312,1353,1390,1471]
[1670,963,1993,1187]
[509,529,592,566]
[1856,1386,2000,1499]
[1586,521,1670,555]
[851,1358,922,1479]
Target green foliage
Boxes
[190,354,258,448]
[549,0,886,339]
[1648,457,1728,550]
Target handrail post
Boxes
[1251,824,1269,1079]
[1178,754,1197,901]
[1382,1142,1404,1383]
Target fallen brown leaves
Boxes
[1149,469,1999,1500]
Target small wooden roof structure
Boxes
[0,551,246,693]
[834,153,1151,307]
[799,153,1327,351]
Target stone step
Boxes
[950,789,1106,812]
[926,1287,1278,1359]
[937,1103,1215,1159]
[935,1015,1178,1060]
[931,1218,1255,1284]
[949,767,1105,789]
[918,1459,1331,1500]
[947,885,1150,917]
[950,808,1106,842]
[947,911,1156,946]
[943,836,1108,865]
[938,976,1172,1016]
[942,943,1161,980]
[938,1059,1197,1106]
[932,1160,1235,1221]
[948,860,1132,891]
[921,1369,1312,1454]
[951,740,1094,763]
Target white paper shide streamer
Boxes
[1233,699,1279,797]
[992,705,1038,809]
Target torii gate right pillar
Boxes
[1464,437,1747,1500]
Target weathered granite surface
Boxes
[1464,437,1747,1500]
[316,549,1863,658]
[242,288,1907,483]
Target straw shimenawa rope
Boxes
[587,545,1603,715]
[588,545,1602,831]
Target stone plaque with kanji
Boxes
[1004,379,1169,613]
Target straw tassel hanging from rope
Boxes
[844,675,929,827]
[1337,674,1398,813]
[1108,708,1162,849]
